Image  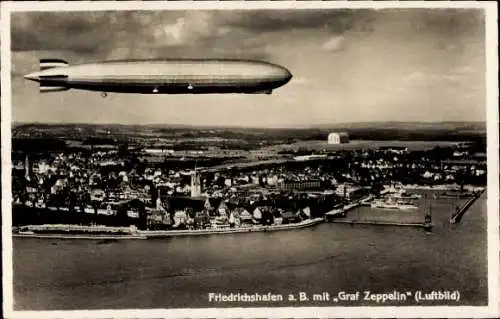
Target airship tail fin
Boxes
[40,59,68,71]
[39,74,70,93]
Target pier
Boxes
[328,219,433,229]
[324,197,371,221]
[449,190,484,224]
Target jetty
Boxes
[328,219,433,229]
[449,190,484,224]
[324,196,371,221]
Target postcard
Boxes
[1,1,498,318]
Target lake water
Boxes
[12,192,487,310]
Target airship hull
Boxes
[44,78,280,94]
[25,59,292,95]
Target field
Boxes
[261,140,465,153]
[11,121,485,155]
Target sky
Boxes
[9,8,486,127]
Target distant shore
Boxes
[12,218,324,240]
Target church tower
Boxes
[190,167,201,197]
[156,188,163,210]
[24,154,31,181]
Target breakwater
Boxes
[449,189,485,224]
[12,218,324,240]
[328,219,432,229]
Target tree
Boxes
[260,209,274,226]
[216,176,226,188]
[118,143,129,157]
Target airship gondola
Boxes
[24,59,293,96]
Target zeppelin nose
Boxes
[270,65,292,84]
[277,65,292,82]
[24,72,41,82]
[282,68,293,83]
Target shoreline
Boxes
[12,218,324,240]
[12,185,486,240]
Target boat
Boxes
[391,190,422,200]
[371,199,418,210]
[396,201,419,210]
[436,191,474,199]
[371,199,399,209]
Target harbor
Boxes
[324,186,482,230]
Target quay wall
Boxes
[12,218,324,240]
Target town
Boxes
[11,124,487,234]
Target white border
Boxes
[1,1,498,318]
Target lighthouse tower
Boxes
[190,168,201,197]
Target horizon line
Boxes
[11,120,487,129]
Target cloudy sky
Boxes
[10,9,485,127]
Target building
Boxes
[328,132,349,144]
[143,148,174,155]
[334,183,363,200]
[279,179,321,190]
[190,169,201,197]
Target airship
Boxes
[24,58,292,97]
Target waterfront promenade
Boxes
[13,218,324,240]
